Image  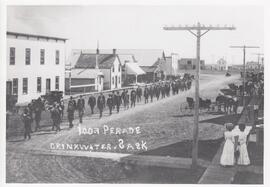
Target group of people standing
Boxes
[220,123,251,166]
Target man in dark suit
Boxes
[77,95,85,124]
[97,93,105,118]
[107,94,113,115]
[67,96,76,128]
[144,86,149,104]
[88,94,96,114]
[115,91,122,113]
[21,108,32,140]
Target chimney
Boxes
[113,48,116,55]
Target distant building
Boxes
[118,54,145,85]
[117,49,165,82]
[154,53,179,78]
[65,68,104,94]
[216,58,227,71]
[74,49,122,90]
[178,58,205,70]
[139,65,162,83]
[6,31,67,104]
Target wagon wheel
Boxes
[180,102,193,116]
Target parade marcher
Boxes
[67,96,76,128]
[102,93,106,109]
[97,93,105,118]
[27,103,34,132]
[107,94,113,115]
[21,108,32,140]
[130,89,136,108]
[60,98,64,119]
[156,84,161,100]
[144,86,149,104]
[220,123,236,167]
[112,91,116,109]
[136,86,142,102]
[88,94,96,114]
[149,86,154,102]
[77,95,85,124]
[115,91,122,113]
[161,84,166,99]
[34,97,43,131]
[51,103,61,132]
[121,90,128,109]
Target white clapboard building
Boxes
[6,31,67,105]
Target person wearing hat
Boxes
[51,103,61,132]
[115,91,122,113]
[77,95,85,124]
[97,92,105,118]
[67,96,76,128]
[88,94,96,114]
[21,108,32,140]
[107,94,113,115]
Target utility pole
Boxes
[230,46,259,108]
[163,22,235,170]
[252,53,264,70]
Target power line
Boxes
[163,22,235,170]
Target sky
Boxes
[7,5,264,65]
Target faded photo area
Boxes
[6,5,263,184]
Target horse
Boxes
[216,95,230,113]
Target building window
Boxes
[119,77,121,84]
[40,49,45,65]
[12,78,18,95]
[55,50,60,64]
[112,77,114,84]
[112,66,115,72]
[187,60,192,65]
[25,48,31,65]
[23,78,28,94]
[37,77,42,92]
[10,47,15,65]
[55,76,59,90]
[118,63,121,72]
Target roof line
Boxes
[7,31,68,41]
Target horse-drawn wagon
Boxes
[180,97,214,115]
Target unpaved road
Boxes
[6,73,241,183]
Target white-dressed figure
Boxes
[237,123,250,165]
[220,123,236,166]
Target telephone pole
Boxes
[230,46,259,107]
[252,53,264,70]
[163,22,235,169]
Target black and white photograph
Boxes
[1,0,268,185]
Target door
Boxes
[46,78,51,93]
[6,81,12,95]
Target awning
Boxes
[126,63,145,75]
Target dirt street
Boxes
[6,73,241,183]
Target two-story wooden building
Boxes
[6,31,67,105]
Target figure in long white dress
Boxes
[220,123,235,166]
[237,123,250,165]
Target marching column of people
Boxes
[21,75,194,139]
